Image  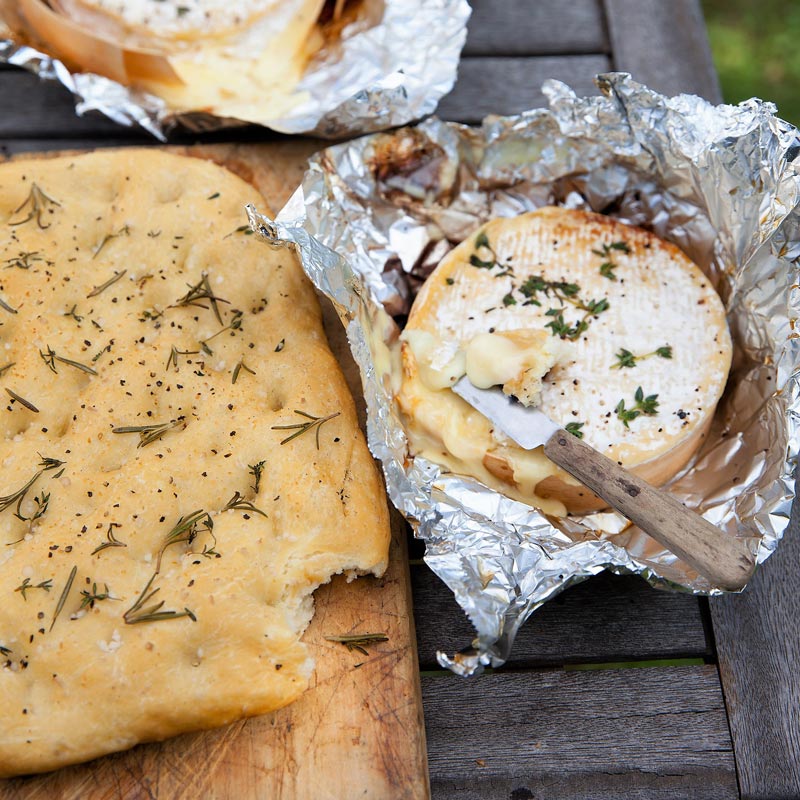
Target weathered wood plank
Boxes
[604,0,722,102]
[711,510,800,800]
[412,568,711,669]
[422,665,737,799]
[463,0,608,57]
[437,55,610,123]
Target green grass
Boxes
[702,0,800,125]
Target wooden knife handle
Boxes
[543,429,755,591]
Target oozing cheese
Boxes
[0,150,389,777]
[397,207,732,514]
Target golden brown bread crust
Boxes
[0,149,389,777]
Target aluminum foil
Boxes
[249,73,800,675]
[0,0,469,139]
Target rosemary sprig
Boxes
[221,491,267,518]
[112,417,185,448]
[123,572,196,625]
[39,345,98,376]
[50,565,77,631]
[0,296,18,315]
[80,582,114,609]
[231,360,256,384]
[3,251,48,270]
[0,455,63,517]
[324,633,389,656]
[611,345,672,369]
[170,273,229,324]
[201,310,243,349]
[165,346,199,371]
[615,386,660,428]
[15,577,53,600]
[16,490,49,523]
[156,510,213,572]
[87,270,126,298]
[249,461,265,493]
[63,305,83,323]
[93,225,130,259]
[5,388,38,412]
[272,410,341,449]
[565,421,585,439]
[91,522,126,555]
[9,183,61,229]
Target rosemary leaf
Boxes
[5,388,38,413]
[50,565,77,631]
[87,270,126,298]
[324,633,389,656]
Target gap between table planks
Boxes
[0,142,430,800]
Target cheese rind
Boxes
[398,207,732,514]
[0,149,389,777]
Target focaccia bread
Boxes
[397,207,732,515]
[3,0,334,122]
[0,149,389,777]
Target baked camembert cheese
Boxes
[4,0,338,122]
[0,149,389,777]
[397,207,732,515]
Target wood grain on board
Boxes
[423,666,737,800]
[0,143,430,800]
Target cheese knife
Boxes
[452,376,755,591]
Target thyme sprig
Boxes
[9,183,61,229]
[15,577,53,600]
[611,345,672,369]
[324,633,389,656]
[615,386,660,428]
[87,269,126,298]
[593,240,631,281]
[80,582,115,609]
[91,522,126,556]
[112,417,185,448]
[123,573,196,625]
[469,232,514,277]
[170,273,230,324]
[544,297,610,341]
[50,565,77,631]
[565,421,585,439]
[39,345,98,376]
[222,491,267,518]
[272,410,341,449]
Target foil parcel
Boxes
[249,74,800,676]
[0,0,469,139]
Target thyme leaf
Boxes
[80,582,114,609]
[565,421,585,439]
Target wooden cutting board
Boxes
[0,142,430,800]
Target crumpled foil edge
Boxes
[0,0,470,139]
[248,73,800,676]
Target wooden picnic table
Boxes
[1,1,798,798]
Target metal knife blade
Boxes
[452,376,560,449]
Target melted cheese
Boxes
[397,207,732,514]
